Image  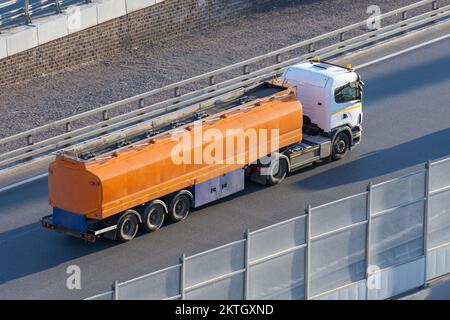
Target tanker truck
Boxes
[40,60,363,242]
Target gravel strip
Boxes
[0,0,431,139]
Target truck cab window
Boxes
[335,81,360,103]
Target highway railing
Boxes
[86,156,450,300]
[0,0,448,169]
[0,0,89,30]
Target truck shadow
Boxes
[293,128,450,190]
[0,177,267,287]
[0,223,115,286]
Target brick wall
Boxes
[0,0,281,86]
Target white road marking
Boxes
[355,34,450,69]
[1,34,449,194]
[0,172,48,194]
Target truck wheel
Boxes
[332,132,350,161]
[267,158,288,186]
[168,193,191,222]
[142,202,165,232]
[116,210,139,242]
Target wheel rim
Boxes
[175,200,186,216]
[172,195,190,220]
[122,218,136,237]
[335,138,347,154]
[148,207,163,227]
[272,161,280,176]
[272,159,286,179]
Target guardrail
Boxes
[0,0,89,30]
[0,0,448,169]
[86,156,450,300]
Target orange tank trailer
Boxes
[48,87,303,220]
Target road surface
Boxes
[0,32,449,299]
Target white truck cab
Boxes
[281,60,363,135]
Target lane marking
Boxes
[0,172,48,194]
[355,34,450,69]
[1,34,449,194]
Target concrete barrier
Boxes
[6,25,38,55]
[66,4,99,34]
[35,15,69,45]
[126,0,156,13]
[0,0,160,59]
[96,0,127,24]
[0,35,7,59]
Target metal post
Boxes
[24,0,32,24]
[113,280,119,300]
[304,204,312,300]
[55,0,62,14]
[308,43,314,53]
[209,75,215,86]
[180,253,186,300]
[65,122,72,132]
[338,32,346,49]
[174,87,180,97]
[365,182,373,300]
[276,54,282,64]
[400,11,408,34]
[401,11,408,21]
[102,110,109,121]
[423,161,431,286]
[137,99,145,118]
[244,228,250,300]
[26,134,33,145]
[243,65,249,75]
[432,1,438,10]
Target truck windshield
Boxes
[335,81,361,103]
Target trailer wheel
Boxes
[142,202,166,232]
[267,157,288,186]
[116,210,139,242]
[331,131,350,161]
[168,193,191,222]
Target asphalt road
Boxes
[0,35,449,299]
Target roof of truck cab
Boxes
[283,62,355,87]
[288,62,352,77]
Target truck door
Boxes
[331,79,362,130]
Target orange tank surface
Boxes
[49,89,303,220]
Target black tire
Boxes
[142,202,165,232]
[267,158,288,186]
[116,210,139,242]
[168,193,191,222]
[331,131,350,161]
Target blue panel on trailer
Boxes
[220,168,245,198]
[194,175,220,208]
[53,207,87,233]
[194,168,245,208]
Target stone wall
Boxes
[0,0,280,86]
